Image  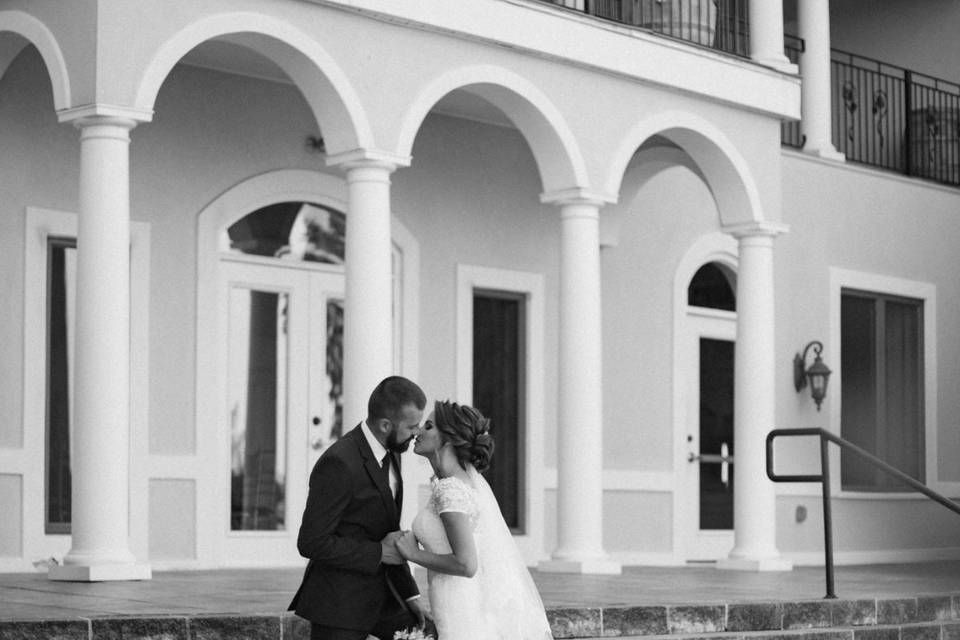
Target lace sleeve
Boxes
[434,477,478,517]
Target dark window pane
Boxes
[46,238,75,534]
[841,291,923,491]
[473,291,525,532]
[688,263,736,311]
[699,338,734,530]
[224,202,345,264]
[229,288,288,531]
[882,300,923,484]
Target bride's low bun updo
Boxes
[433,400,496,473]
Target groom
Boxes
[290,376,428,640]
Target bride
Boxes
[395,401,553,640]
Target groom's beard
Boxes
[386,428,414,453]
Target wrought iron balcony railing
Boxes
[783,46,960,188]
[538,0,750,57]
[536,1,960,188]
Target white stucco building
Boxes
[2,0,959,580]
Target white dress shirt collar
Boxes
[361,421,389,466]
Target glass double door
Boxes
[219,259,343,563]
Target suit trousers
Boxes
[309,606,416,640]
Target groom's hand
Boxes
[406,596,432,629]
[380,530,405,565]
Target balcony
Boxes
[537,0,750,57]
[536,0,959,188]
[782,43,960,188]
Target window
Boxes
[840,289,924,491]
[27,208,149,538]
[472,290,526,532]
[45,237,76,534]
[688,262,736,311]
[222,201,345,263]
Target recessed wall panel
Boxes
[0,474,23,557]
[149,479,196,560]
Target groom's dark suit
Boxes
[289,424,419,633]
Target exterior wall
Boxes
[775,150,960,564]
[830,0,960,82]
[2,0,959,573]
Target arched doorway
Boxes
[674,236,738,563]
[194,170,420,567]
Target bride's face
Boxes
[413,411,442,456]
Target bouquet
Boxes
[393,626,435,640]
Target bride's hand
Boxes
[395,530,419,560]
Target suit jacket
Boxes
[289,424,419,629]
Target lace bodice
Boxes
[412,476,479,555]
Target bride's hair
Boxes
[433,400,495,472]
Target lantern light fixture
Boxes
[793,340,832,411]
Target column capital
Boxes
[57,103,153,126]
[540,187,617,208]
[723,220,790,239]
[325,148,411,172]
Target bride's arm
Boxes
[396,513,478,578]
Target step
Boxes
[547,595,960,637]
[0,596,957,640]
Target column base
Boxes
[49,563,152,582]
[538,558,622,575]
[716,556,793,572]
[801,146,846,162]
[753,57,798,75]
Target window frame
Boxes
[472,287,527,533]
[839,287,925,492]
[44,236,76,535]
[828,268,940,498]
[456,264,545,561]
[23,207,150,543]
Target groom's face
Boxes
[385,403,423,453]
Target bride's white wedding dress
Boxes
[411,465,553,640]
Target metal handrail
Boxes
[765,428,960,599]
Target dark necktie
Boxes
[382,453,402,513]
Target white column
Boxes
[717,223,791,571]
[49,114,151,581]
[798,0,844,160]
[749,0,797,73]
[333,154,402,427]
[539,194,620,575]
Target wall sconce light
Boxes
[305,135,326,153]
[793,340,832,411]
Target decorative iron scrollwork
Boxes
[923,107,940,167]
[842,81,858,142]
[872,90,888,147]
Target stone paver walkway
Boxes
[2,561,959,621]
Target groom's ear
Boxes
[374,417,393,437]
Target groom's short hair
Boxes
[368,376,426,422]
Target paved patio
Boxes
[2,561,960,621]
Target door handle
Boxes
[687,452,735,464]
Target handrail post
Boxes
[819,434,837,599]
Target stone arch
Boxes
[600,145,709,248]
[604,111,763,228]
[0,11,70,109]
[395,64,588,195]
[134,12,370,154]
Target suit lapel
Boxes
[351,424,399,523]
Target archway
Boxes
[672,233,739,562]
[192,169,420,567]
